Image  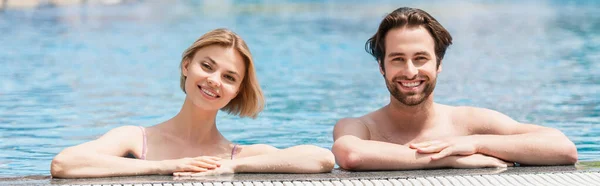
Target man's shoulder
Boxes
[336,117,368,128]
[448,105,502,117]
[336,110,380,126]
[446,104,512,129]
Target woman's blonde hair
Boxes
[180,28,264,118]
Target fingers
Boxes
[173,171,216,177]
[485,156,511,168]
[410,140,442,149]
[195,157,221,165]
[431,148,454,160]
[416,143,449,154]
[173,172,193,177]
[190,161,219,169]
[197,156,222,161]
[190,156,221,168]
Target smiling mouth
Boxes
[399,81,424,88]
[198,85,220,98]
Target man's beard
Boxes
[385,74,436,106]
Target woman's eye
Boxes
[225,75,236,82]
[201,63,212,70]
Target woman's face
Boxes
[182,45,246,111]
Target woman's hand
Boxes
[159,156,222,175]
[173,159,236,177]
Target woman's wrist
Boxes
[154,160,172,175]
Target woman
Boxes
[50,28,335,178]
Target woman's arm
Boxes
[51,126,220,178]
[232,144,335,173]
[51,126,160,178]
[174,144,335,176]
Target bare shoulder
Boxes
[105,125,143,136]
[98,125,144,143]
[333,112,377,140]
[335,117,367,129]
[452,106,513,122]
[61,125,144,157]
[451,105,532,134]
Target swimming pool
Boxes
[0,0,598,177]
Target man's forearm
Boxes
[475,129,578,165]
[332,136,448,170]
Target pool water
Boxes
[0,0,599,177]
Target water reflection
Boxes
[0,0,598,176]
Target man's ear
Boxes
[379,60,385,76]
[182,58,191,77]
[437,61,443,73]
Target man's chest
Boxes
[368,122,468,146]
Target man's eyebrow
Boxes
[387,52,405,58]
[415,51,432,56]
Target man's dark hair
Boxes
[366,7,453,70]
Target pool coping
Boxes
[3,162,600,186]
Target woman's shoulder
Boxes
[102,125,144,137]
[95,125,146,147]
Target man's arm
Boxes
[332,118,509,171]
[413,107,578,165]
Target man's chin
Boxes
[396,95,426,106]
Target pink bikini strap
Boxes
[231,144,238,160]
[138,126,147,160]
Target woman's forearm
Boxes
[51,148,163,178]
[232,145,334,173]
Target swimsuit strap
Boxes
[231,144,238,160]
[138,126,147,160]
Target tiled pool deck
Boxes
[3,163,600,186]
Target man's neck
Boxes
[385,95,437,131]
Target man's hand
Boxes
[447,154,512,168]
[173,160,235,177]
[410,136,479,160]
[159,156,222,175]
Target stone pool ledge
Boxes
[3,162,600,186]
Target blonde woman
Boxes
[50,28,335,178]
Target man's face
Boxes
[381,26,441,106]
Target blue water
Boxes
[0,0,599,177]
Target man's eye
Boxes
[391,58,404,62]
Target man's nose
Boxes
[402,60,418,78]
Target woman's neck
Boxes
[161,97,228,145]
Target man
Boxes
[332,7,577,171]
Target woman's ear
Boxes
[182,58,191,77]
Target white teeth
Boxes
[401,82,420,87]
[201,87,217,97]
